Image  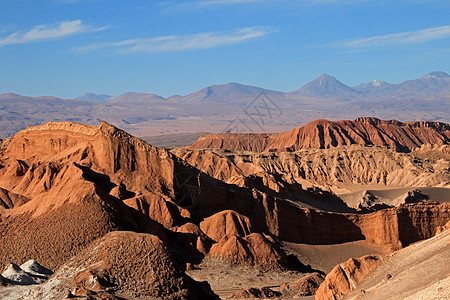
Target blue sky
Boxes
[0,0,449,98]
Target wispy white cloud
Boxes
[78,27,275,54]
[336,25,450,49]
[0,20,108,47]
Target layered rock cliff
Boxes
[188,117,450,152]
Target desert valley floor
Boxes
[0,117,449,299]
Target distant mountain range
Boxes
[290,71,450,100]
[1,71,448,138]
[169,82,285,104]
[290,74,362,100]
[74,71,450,104]
[75,93,112,102]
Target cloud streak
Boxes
[336,25,450,49]
[78,27,274,54]
[0,20,108,47]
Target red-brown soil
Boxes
[24,231,218,299]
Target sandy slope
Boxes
[283,241,388,274]
[344,229,450,299]
[338,186,450,209]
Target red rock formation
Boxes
[227,286,281,299]
[315,255,380,300]
[354,202,450,250]
[200,210,253,242]
[27,231,218,299]
[171,222,213,255]
[280,272,325,297]
[0,122,194,270]
[201,190,449,251]
[2,121,179,197]
[190,133,275,152]
[124,193,190,228]
[187,117,450,152]
[174,144,450,193]
[342,228,450,299]
[208,233,289,270]
[0,120,447,281]
[0,187,29,209]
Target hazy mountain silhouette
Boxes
[175,82,284,104]
[290,74,361,99]
[76,93,112,102]
[354,71,450,98]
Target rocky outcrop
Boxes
[280,272,325,297]
[354,202,450,250]
[171,222,213,256]
[2,121,178,197]
[315,255,381,299]
[267,118,450,152]
[219,195,449,250]
[227,286,281,299]
[0,122,189,270]
[174,144,450,192]
[208,233,289,270]
[0,187,29,209]
[200,210,253,242]
[190,133,275,152]
[25,231,218,299]
[1,260,52,285]
[124,193,190,228]
[188,117,450,153]
[0,120,448,289]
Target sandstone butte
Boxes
[187,117,450,152]
[0,120,448,299]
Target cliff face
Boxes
[260,199,449,250]
[189,133,275,152]
[0,121,448,299]
[173,144,450,198]
[187,117,450,152]
[354,202,450,250]
[0,121,344,271]
[3,121,177,197]
[0,122,191,270]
